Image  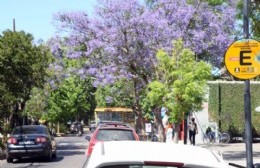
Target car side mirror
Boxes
[85,135,91,141]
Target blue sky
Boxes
[0,0,97,41]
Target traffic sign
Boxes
[224,39,260,79]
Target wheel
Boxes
[6,156,13,163]
[45,148,52,162]
[220,133,231,143]
[52,150,57,159]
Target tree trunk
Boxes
[173,123,180,143]
[133,81,145,134]
[154,107,165,142]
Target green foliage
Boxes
[23,87,47,121]
[147,81,167,106]
[146,39,212,123]
[43,76,96,123]
[208,81,260,135]
[236,0,259,39]
[187,0,226,5]
[95,79,134,108]
[0,30,53,121]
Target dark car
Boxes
[70,121,83,134]
[85,122,139,157]
[6,125,57,163]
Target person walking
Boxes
[189,117,198,145]
[162,110,169,142]
[166,123,173,143]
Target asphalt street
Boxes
[1,131,259,168]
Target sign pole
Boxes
[243,0,253,167]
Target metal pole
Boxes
[243,0,253,167]
[13,18,16,32]
[244,80,253,168]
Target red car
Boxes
[85,122,139,157]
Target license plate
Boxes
[19,141,34,145]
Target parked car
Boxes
[70,121,83,134]
[83,141,229,168]
[85,122,139,158]
[6,125,57,163]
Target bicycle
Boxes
[203,131,231,144]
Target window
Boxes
[96,129,135,141]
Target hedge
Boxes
[208,81,260,136]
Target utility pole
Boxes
[13,18,16,32]
[243,0,253,167]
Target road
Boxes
[1,132,260,168]
[0,133,88,168]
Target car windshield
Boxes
[13,126,44,134]
[96,129,135,141]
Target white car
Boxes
[83,141,229,168]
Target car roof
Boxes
[14,125,47,129]
[12,125,48,134]
[85,141,229,168]
[98,120,124,125]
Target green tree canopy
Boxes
[147,39,212,123]
[95,79,134,108]
[0,30,53,125]
[42,76,96,123]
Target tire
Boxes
[6,156,13,163]
[52,150,57,159]
[45,148,52,162]
[220,133,231,143]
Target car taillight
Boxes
[7,137,17,144]
[35,137,47,143]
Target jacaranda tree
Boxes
[51,0,237,133]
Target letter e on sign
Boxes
[224,39,260,79]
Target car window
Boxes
[96,129,136,141]
[13,127,44,134]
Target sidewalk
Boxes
[145,138,259,167]
[196,141,260,167]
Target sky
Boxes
[0,0,97,42]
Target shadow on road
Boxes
[58,150,85,156]
[11,156,64,164]
[58,145,86,150]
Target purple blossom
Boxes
[51,0,237,87]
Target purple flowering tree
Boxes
[51,0,236,133]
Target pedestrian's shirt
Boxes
[189,122,197,131]
[162,115,169,128]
